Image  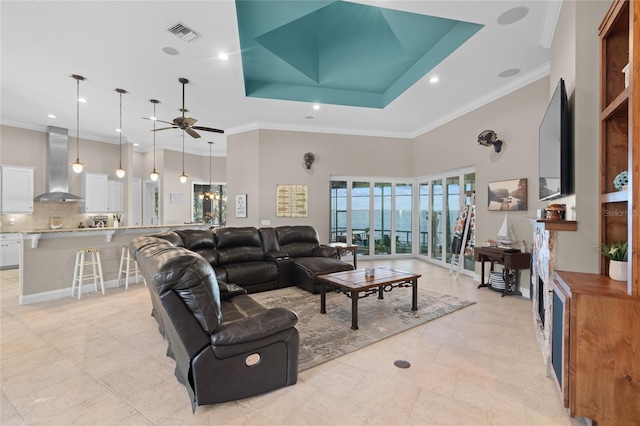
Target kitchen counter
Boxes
[16,223,212,305]
[15,224,211,248]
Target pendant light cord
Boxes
[182,131,185,174]
[153,102,157,170]
[76,78,80,161]
[119,91,122,167]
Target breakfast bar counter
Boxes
[17,224,210,305]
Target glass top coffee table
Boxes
[317,266,422,330]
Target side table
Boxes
[474,247,531,296]
[328,243,358,269]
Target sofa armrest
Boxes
[210,307,298,346]
[313,245,338,258]
[265,250,290,260]
[218,281,247,300]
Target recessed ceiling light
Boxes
[47,114,56,119]
[162,46,179,56]
[497,6,529,25]
[78,98,87,103]
[116,128,122,132]
[133,143,139,146]
[429,76,439,84]
[218,52,229,61]
[498,68,521,78]
[313,104,320,110]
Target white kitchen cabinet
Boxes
[1,165,34,213]
[107,180,123,213]
[80,172,108,213]
[0,233,21,270]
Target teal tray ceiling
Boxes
[235,0,483,109]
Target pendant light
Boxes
[149,99,160,181]
[179,130,188,183]
[70,74,85,173]
[205,142,214,198]
[114,88,127,178]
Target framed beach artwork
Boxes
[488,178,527,211]
[276,184,308,217]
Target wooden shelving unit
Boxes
[550,3,640,424]
[599,0,638,295]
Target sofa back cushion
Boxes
[135,243,223,334]
[151,231,184,247]
[276,226,319,258]
[175,229,218,265]
[214,227,265,264]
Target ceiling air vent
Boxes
[167,22,200,42]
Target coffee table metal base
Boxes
[318,267,420,330]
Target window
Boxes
[329,177,413,257]
[192,183,227,225]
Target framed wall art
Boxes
[488,178,527,211]
[235,194,247,218]
[276,184,308,217]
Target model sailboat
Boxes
[496,214,517,247]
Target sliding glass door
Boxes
[329,177,413,257]
[329,170,472,268]
[417,167,475,274]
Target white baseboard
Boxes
[19,278,128,305]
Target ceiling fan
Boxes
[146,77,224,138]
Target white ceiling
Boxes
[0,1,558,157]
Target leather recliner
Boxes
[130,236,299,410]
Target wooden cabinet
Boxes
[80,172,108,213]
[599,0,638,295]
[554,271,639,425]
[0,165,34,213]
[107,180,123,213]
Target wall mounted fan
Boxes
[145,77,223,138]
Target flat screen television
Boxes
[539,78,572,202]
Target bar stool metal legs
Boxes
[71,248,105,299]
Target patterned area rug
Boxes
[251,286,475,372]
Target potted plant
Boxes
[601,241,628,281]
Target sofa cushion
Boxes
[152,231,184,247]
[175,229,215,250]
[276,226,319,258]
[215,227,265,264]
[223,261,279,287]
[293,256,355,293]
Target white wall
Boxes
[547,0,610,273]
[412,77,550,259]
[226,129,412,242]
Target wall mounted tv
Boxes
[539,78,572,202]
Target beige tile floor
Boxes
[1,259,586,425]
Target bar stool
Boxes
[71,248,105,299]
[118,245,143,290]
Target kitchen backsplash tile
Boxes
[0,202,115,231]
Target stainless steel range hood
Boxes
[34,126,83,202]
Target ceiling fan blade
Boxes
[192,126,225,134]
[152,126,177,131]
[149,118,176,126]
[183,117,197,126]
[186,128,201,138]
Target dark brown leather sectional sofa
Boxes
[129,225,353,410]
